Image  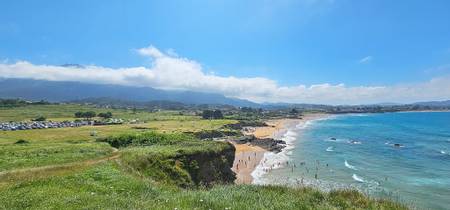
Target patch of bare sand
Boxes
[231,142,266,184]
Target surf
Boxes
[352,174,365,183]
[345,160,358,170]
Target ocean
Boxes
[252,112,450,209]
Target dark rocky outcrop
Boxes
[233,135,286,153]
[224,120,268,130]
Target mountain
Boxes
[413,100,450,107]
[0,78,258,107]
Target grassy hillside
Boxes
[0,104,408,209]
[0,162,407,210]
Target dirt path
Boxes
[0,148,120,185]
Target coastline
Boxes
[231,113,330,184]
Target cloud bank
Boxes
[1,46,449,105]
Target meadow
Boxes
[0,104,408,209]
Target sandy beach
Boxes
[231,113,329,184]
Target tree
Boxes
[74,111,83,118]
[202,110,223,119]
[289,108,299,115]
[98,112,113,119]
[202,110,214,119]
[83,111,96,120]
[213,110,224,119]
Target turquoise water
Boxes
[256,112,450,209]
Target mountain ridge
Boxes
[0,78,258,107]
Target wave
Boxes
[348,113,370,117]
[253,116,336,184]
[352,174,365,183]
[252,123,301,184]
[348,140,362,145]
[325,137,347,143]
[326,146,334,152]
[345,160,358,170]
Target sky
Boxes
[1,0,450,104]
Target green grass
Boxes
[0,162,407,210]
[0,119,236,144]
[0,104,197,122]
[0,142,113,171]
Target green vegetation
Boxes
[0,104,408,209]
[31,116,46,121]
[202,109,224,119]
[0,141,113,171]
[0,104,198,122]
[98,131,196,148]
[74,111,96,119]
[97,111,113,119]
[0,162,406,210]
[0,99,51,108]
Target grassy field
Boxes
[0,104,408,209]
[0,104,235,172]
[0,104,197,122]
[0,162,407,210]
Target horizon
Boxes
[1,0,450,105]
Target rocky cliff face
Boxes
[179,142,236,186]
[120,142,236,188]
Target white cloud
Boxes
[1,46,449,105]
[358,56,373,64]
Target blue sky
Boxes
[1,0,450,104]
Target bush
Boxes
[74,111,97,119]
[202,110,224,119]
[32,116,46,121]
[98,131,196,148]
[14,139,29,144]
[98,112,113,119]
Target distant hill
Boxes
[0,78,258,107]
[413,100,450,107]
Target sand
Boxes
[231,113,329,184]
[231,145,266,184]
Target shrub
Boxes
[32,116,46,121]
[14,139,29,144]
[98,131,196,148]
[98,112,113,119]
[202,110,224,119]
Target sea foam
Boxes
[352,174,365,183]
[345,160,358,170]
[252,121,305,184]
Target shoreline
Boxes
[231,113,330,184]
